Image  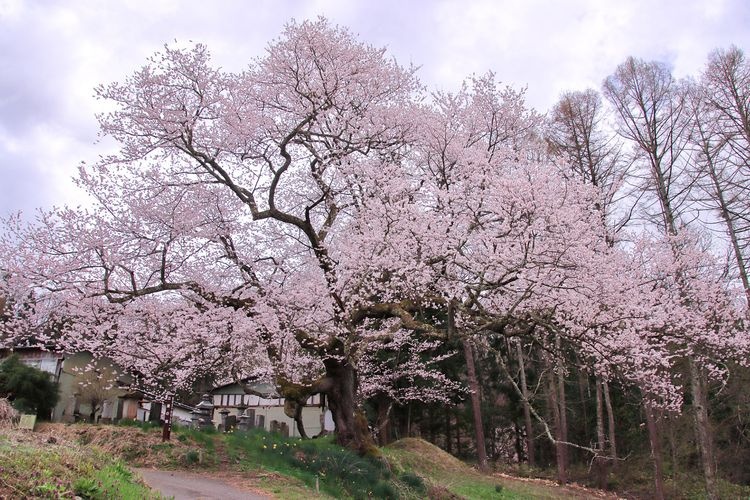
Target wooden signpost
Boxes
[162,394,174,442]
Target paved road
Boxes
[135,468,271,500]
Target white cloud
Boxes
[0,0,748,216]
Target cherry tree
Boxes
[2,20,745,468]
[3,19,425,452]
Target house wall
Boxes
[52,352,132,422]
[53,352,91,421]
[171,406,194,426]
[2,348,192,424]
[10,349,63,380]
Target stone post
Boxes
[219,408,230,432]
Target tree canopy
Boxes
[1,19,748,465]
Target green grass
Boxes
[222,428,406,499]
[450,481,528,499]
[114,419,162,431]
[173,426,218,465]
[0,438,160,499]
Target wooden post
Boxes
[162,394,174,442]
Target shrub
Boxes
[370,481,399,499]
[0,397,19,425]
[184,449,201,464]
[73,477,102,498]
[399,472,426,493]
[0,354,59,417]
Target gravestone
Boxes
[100,400,113,424]
[18,414,36,431]
[323,409,335,432]
[115,397,124,422]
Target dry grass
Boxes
[34,423,196,468]
[384,438,621,500]
[387,438,470,474]
[0,398,18,427]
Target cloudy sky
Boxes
[1,0,748,218]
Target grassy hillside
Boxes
[0,426,160,499]
[1,423,616,499]
[383,439,618,500]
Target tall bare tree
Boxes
[604,57,717,500]
[690,47,750,306]
[547,89,625,475]
[603,57,694,235]
[515,339,535,467]
[547,89,631,239]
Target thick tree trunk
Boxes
[323,359,374,455]
[577,362,590,455]
[689,358,719,500]
[513,421,524,463]
[515,339,535,467]
[462,338,489,472]
[667,415,678,481]
[645,404,665,500]
[282,396,310,439]
[293,403,309,439]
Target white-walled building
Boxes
[209,380,333,437]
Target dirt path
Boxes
[493,472,622,499]
[135,468,272,500]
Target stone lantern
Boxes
[195,393,215,430]
[236,403,250,432]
